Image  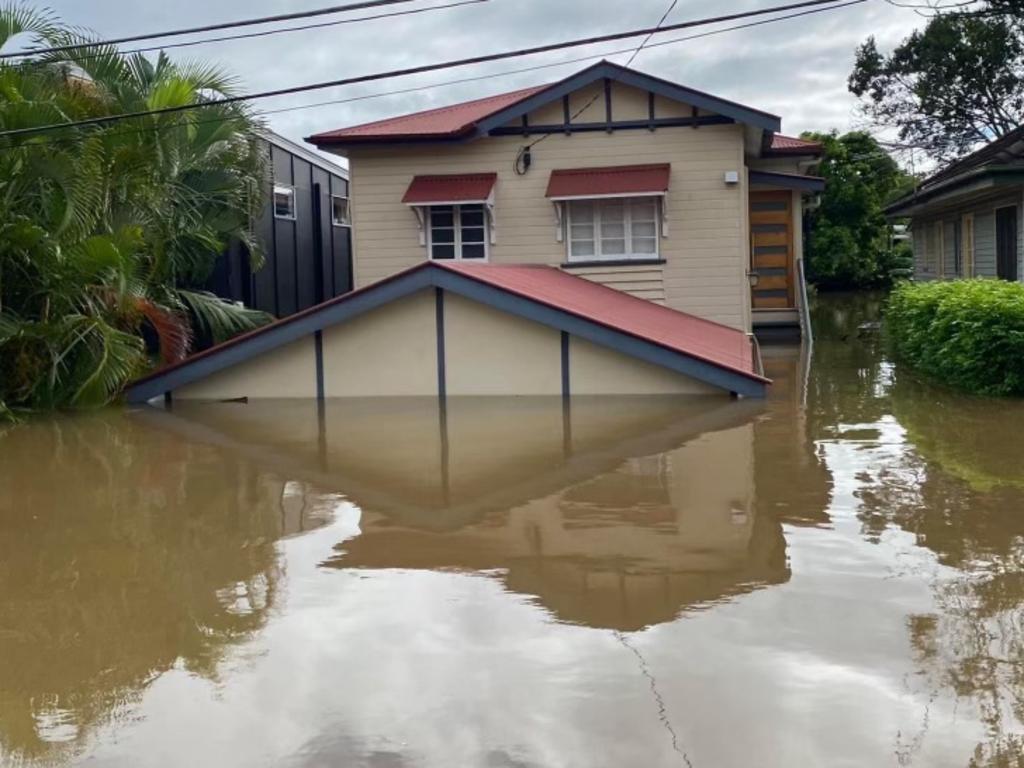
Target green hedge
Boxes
[886,279,1024,396]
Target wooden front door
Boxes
[749,191,794,309]
[996,206,1018,282]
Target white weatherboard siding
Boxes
[348,83,750,330]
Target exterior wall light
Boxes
[747,270,760,288]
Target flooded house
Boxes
[886,126,1024,282]
[126,62,824,404]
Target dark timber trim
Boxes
[604,77,612,132]
[749,170,825,192]
[562,95,571,134]
[125,263,768,403]
[472,61,781,136]
[488,115,733,136]
[647,91,656,131]
[314,330,325,401]
[561,258,666,269]
[435,287,447,400]
[560,331,571,399]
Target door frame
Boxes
[995,204,1019,282]
[749,190,795,310]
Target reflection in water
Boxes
[2,294,1024,766]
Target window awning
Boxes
[402,173,497,205]
[545,164,671,201]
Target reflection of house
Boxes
[886,128,1024,282]
[139,395,789,631]
[308,61,823,337]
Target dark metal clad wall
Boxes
[206,138,353,319]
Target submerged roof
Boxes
[126,261,768,403]
[306,60,782,148]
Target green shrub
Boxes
[886,279,1024,396]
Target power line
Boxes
[12,0,487,68]
[0,0,852,140]
[0,0,865,153]
[625,0,681,67]
[0,0,423,61]
[515,0,682,170]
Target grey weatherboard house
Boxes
[886,127,1024,283]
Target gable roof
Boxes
[885,126,1024,216]
[306,60,782,148]
[125,261,768,404]
[765,134,822,156]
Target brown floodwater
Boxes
[3,294,1024,768]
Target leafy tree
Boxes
[0,5,271,415]
[849,8,1024,161]
[803,131,914,290]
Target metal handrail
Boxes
[797,256,814,350]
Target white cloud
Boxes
[33,0,925,143]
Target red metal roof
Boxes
[307,85,547,144]
[545,164,671,199]
[768,134,823,155]
[402,173,497,205]
[440,262,765,383]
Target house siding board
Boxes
[174,335,317,400]
[349,123,749,330]
[566,264,667,304]
[910,192,1023,281]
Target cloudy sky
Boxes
[32,0,923,148]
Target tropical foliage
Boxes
[802,131,914,290]
[886,279,1024,396]
[0,5,271,416]
[849,4,1024,162]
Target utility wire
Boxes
[0,0,852,140]
[515,0,682,171]
[0,0,423,60]
[0,0,865,152]
[10,0,487,68]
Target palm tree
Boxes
[0,4,271,414]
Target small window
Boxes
[274,185,296,220]
[428,204,488,261]
[567,198,660,262]
[331,195,351,227]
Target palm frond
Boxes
[177,289,271,346]
[0,3,62,54]
[66,317,146,407]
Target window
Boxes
[428,204,488,260]
[566,198,660,262]
[273,185,296,220]
[331,195,351,227]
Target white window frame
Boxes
[426,204,490,261]
[331,195,351,227]
[273,184,296,221]
[564,196,662,263]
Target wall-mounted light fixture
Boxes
[723,170,739,185]
[747,270,760,288]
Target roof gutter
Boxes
[885,165,1024,217]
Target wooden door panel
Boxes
[749,191,794,309]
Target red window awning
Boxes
[545,164,671,200]
[402,173,497,205]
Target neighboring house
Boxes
[306,60,824,336]
[207,131,354,317]
[886,127,1024,283]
